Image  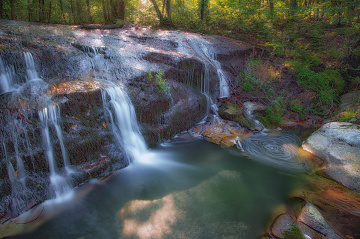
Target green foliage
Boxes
[283,224,305,239]
[239,58,281,93]
[290,99,304,118]
[258,96,284,127]
[146,71,170,94]
[292,62,344,107]
[338,107,359,122]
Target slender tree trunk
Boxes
[39,0,42,21]
[76,0,82,23]
[70,0,76,23]
[110,0,115,21]
[162,0,166,15]
[0,0,3,19]
[48,0,52,22]
[165,0,171,23]
[59,0,65,22]
[118,0,125,20]
[28,0,31,21]
[199,0,209,21]
[86,0,93,22]
[10,0,16,19]
[102,0,111,23]
[150,0,165,25]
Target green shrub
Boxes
[258,96,284,126]
[290,99,304,118]
[146,71,170,94]
[294,63,344,107]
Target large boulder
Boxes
[303,122,360,193]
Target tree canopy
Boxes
[1,0,359,28]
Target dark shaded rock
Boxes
[129,79,207,147]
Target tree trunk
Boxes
[165,0,171,23]
[39,0,45,21]
[10,0,16,19]
[59,0,65,22]
[149,0,166,25]
[269,0,274,16]
[28,0,31,21]
[0,0,3,19]
[102,0,111,23]
[86,0,93,22]
[76,0,83,23]
[199,0,209,21]
[70,0,76,23]
[118,0,125,20]
[48,0,52,22]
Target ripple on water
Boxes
[241,131,308,171]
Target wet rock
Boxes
[218,101,266,131]
[191,120,252,148]
[298,202,342,239]
[303,122,360,193]
[129,79,208,147]
[270,213,295,238]
[289,174,360,239]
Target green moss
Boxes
[283,224,305,239]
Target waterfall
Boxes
[186,36,230,98]
[24,52,42,82]
[39,105,72,198]
[0,56,14,94]
[102,83,147,163]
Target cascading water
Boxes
[102,82,147,163]
[185,35,230,98]
[0,56,14,94]
[38,105,72,198]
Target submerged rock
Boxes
[191,120,252,147]
[303,122,360,193]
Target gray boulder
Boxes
[303,122,360,193]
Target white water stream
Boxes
[102,82,148,163]
[0,56,14,94]
[39,105,72,198]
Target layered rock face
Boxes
[0,20,253,218]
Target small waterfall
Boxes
[186,36,230,98]
[24,52,42,82]
[102,83,147,163]
[39,105,71,198]
[0,56,14,93]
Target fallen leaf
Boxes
[71,124,77,130]
[102,122,107,128]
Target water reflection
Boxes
[6,136,307,239]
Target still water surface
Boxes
[9,133,307,239]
